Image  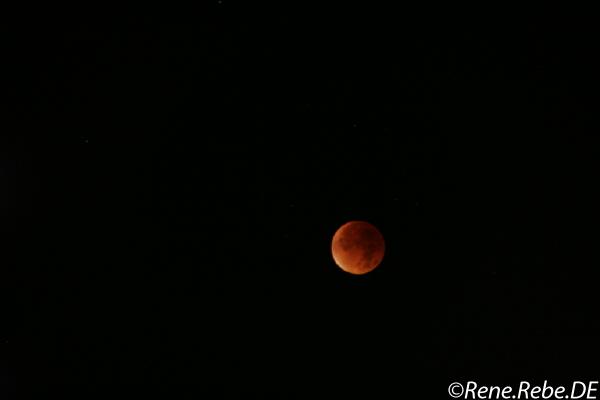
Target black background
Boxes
[9,6,600,398]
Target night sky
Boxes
[11,7,600,398]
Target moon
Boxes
[331,221,385,275]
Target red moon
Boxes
[331,221,385,275]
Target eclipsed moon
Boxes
[331,221,385,275]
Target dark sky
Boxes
[11,7,600,398]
